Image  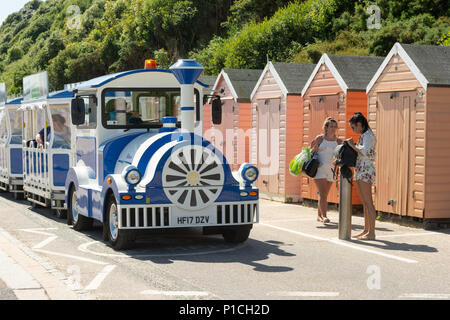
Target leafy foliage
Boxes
[0,0,448,96]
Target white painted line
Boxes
[78,241,245,258]
[34,249,108,265]
[141,290,210,297]
[18,228,59,249]
[0,249,41,290]
[13,288,49,300]
[260,223,418,264]
[84,265,116,291]
[268,291,340,297]
[33,236,58,249]
[0,226,94,300]
[399,293,450,299]
[261,218,315,223]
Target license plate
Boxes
[175,216,210,225]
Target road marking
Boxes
[0,226,94,300]
[33,249,108,265]
[141,290,210,297]
[267,291,340,297]
[78,241,245,258]
[260,223,418,264]
[18,228,59,249]
[261,218,315,223]
[399,293,450,299]
[85,265,116,291]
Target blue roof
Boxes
[74,68,209,90]
[48,90,74,99]
[6,97,23,105]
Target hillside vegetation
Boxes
[0,0,449,96]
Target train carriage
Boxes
[0,97,24,199]
[20,72,75,218]
[64,59,259,249]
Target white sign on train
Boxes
[23,71,49,101]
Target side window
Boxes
[35,107,47,147]
[0,110,7,142]
[8,110,22,144]
[49,106,71,149]
[24,110,34,144]
[79,95,97,129]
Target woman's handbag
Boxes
[303,153,319,178]
[334,140,358,168]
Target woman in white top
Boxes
[346,112,377,240]
[310,117,342,224]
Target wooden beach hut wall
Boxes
[301,54,384,204]
[250,62,315,202]
[366,43,450,221]
[203,69,262,171]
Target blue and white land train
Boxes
[0,60,259,249]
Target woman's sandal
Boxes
[317,215,324,222]
[323,217,330,224]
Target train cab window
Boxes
[49,106,71,149]
[8,110,22,145]
[102,88,199,129]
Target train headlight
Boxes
[123,166,142,186]
[240,164,259,183]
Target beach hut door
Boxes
[376,91,416,216]
[256,98,280,194]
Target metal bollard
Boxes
[338,170,352,240]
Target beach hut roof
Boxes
[214,69,262,102]
[302,54,384,96]
[367,43,450,93]
[251,62,315,100]
[198,75,217,89]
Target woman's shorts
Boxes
[355,160,375,184]
[313,164,336,182]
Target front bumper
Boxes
[117,200,259,230]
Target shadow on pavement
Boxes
[352,239,438,253]
[81,227,296,273]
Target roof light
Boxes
[145,59,157,69]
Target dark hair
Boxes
[349,112,369,133]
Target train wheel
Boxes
[105,195,135,250]
[222,225,252,243]
[68,187,92,231]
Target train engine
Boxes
[65,59,259,249]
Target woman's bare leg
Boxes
[356,180,376,239]
[314,179,332,222]
[353,181,369,238]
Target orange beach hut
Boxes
[366,43,450,221]
[203,69,262,171]
[301,54,384,204]
[250,62,315,202]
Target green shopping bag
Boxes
[289,147,311,176]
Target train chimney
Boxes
[170,59,204,133]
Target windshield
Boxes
[102,88,197,129]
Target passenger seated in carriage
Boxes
[36,114,70,148]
